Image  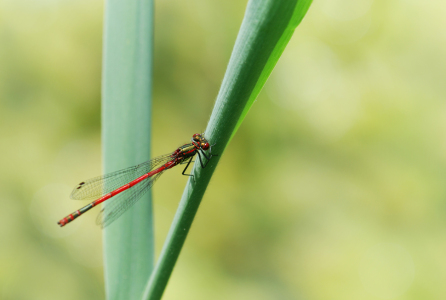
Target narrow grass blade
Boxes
[102,0,154,299]
[142,0,312,299]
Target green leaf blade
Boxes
[232,0,313,139]
[142,0,312,299]
[102,0,154,299]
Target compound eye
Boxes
[202,142,210,150]
[193,133,200,141]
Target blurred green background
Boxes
[1,0,446,299]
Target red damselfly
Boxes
[58,133,216,228]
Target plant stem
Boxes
[102,0,154,299]
[142,0,312,299]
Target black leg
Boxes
[200,150,210,161]
[196,151,206,168]
[198,149,216,168]
[181,157,194,178]
[197,143,219,169]
[209,143,218,157]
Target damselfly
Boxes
[58,133,216,228]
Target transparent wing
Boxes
[96,171,164,228]
[70,154,173,200]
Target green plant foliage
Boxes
[142,0,312,299]
[102,0,154,299]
